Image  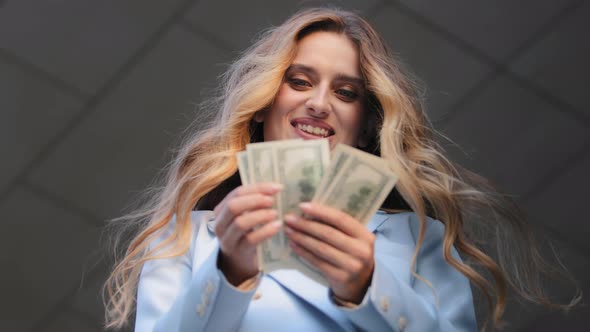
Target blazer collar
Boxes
[367,210,390,232]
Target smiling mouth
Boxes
[291,121,334,138]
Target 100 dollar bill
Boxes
[246,141,286,264]
[314,144,398,225]
[274,140,330,283]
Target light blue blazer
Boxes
[135,210,477,331]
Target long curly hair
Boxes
[103,7,580,331]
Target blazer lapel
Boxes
[267,213,392,331]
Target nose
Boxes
[304,86,331,117]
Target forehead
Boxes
[293,31,361,78]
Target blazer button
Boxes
[205,280,214,294]
[252,292,262,301]
[196,303,205,317]
[379,296,389,312]
[398,316,407,331]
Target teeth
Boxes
[297,123,329,137]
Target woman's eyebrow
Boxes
[287,64,363,86]
[334,73,364,87]
[287,64,317,77]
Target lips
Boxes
[291,118,335,138]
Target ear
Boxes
[253,110,265,123]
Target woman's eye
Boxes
[288,78,311,88]
[336,89,358,100]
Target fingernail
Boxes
[270,183,283,191]
[271,220,282,229]
[284,226,293,234]
[299,202,313,210]
[284,214,297,223]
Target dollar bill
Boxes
[272,140,331,282]
[315,145,398,225]
[311,145,352,203]
[236,151,251,185]
[275,139,330,216]
[246,141,285,263]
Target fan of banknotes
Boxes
[237,139,398,286]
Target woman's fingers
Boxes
[284,205,376,302]
[287,224,375,302]
[215,193,273,236]
[285,224,362,272]
[288,239,349,283]
[213,183,282,284]
[214,183,282,256]
[221,209,278,249]
[243,220,282,245]
[284,214,356,254]
[298,202,368,239]
[213,182,282,218]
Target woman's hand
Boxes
[213,183,282,286]
[284,202,376,304]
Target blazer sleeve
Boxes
[334,213,477,332]
[134,212,259,332]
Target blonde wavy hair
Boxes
[103,7,580,331]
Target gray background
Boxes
[1,0,589,331]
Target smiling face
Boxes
[261,31,366,149]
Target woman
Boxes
[104,7,578,331]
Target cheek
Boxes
[265,87,292,121]
[274,85,301,110]
[263,85,301,140]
